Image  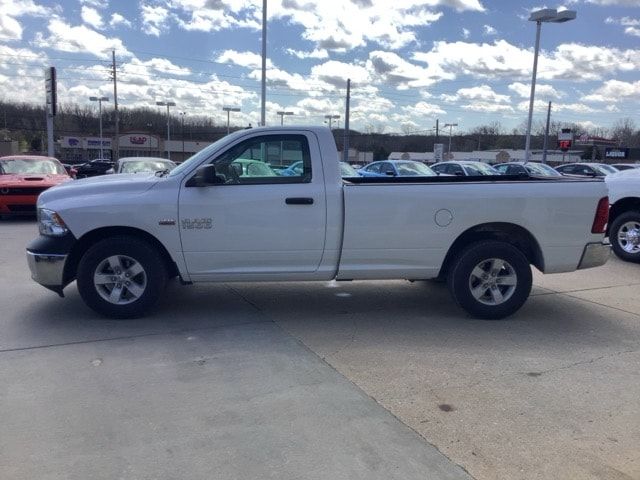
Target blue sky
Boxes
[0,0,639,134]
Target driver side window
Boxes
[211,134,312,185]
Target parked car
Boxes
[283,160,360,177]
[75,158,115,178]
[113,157,177,174]
[431,161,500,176]
[554,163,619,177]
[358,160,437,177]
[28,126,609,321]
[611,163,640,171]
[605,168,640,263]
[0,155,72,216]
[494,162,562,177]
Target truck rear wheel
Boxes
[610,211,640,263]
[77,236,168,318]
[447,240,532,320]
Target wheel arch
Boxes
[607,197,640,235]
[438,222,544,279]
[63,226,179,285]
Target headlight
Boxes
[38,208,69,237]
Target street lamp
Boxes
[89,96,109,159]
[324,114,340,130]
[277,111,294,126]
[223,106,241,135]
[179,111,187,160]
[156,100,176,160]
[444,123,458,153]
[524,8,576,163]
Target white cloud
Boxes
[462,27,470,39]
[33,18,131,59]
[604,15,640,37]
[216,49,273,69]
[508,82,563,100]
[81,6,104,30]
[584,80,640,103]
[311,60,371,88]
[402,101,446,117]
[141,3,170,36]
[586,0,640,5]
[285,48,329,60]
[0,14,22,41]
[442,84,510,103]
[368,50,453,89]
[482,24,497,36]
[516,100,595,114]
[109,13,132,28]
[625,27,640,37]
[462,103,513,113]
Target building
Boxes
[338,148,373,165]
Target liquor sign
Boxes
[605,147,629,160]
[433,143,444,163]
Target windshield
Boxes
[464,163,499,175]
[595,164,619,175]
[0,157,66,175]
[396,162,436,176]
[525,163,561,176]
[340,162,358,176]
[120,160,175,173]
[168,134,236,177]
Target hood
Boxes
[38,172,161,205]
[0,173,70,187]
[605,168,640,185]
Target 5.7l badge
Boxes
[181,218,213,229]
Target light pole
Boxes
[156,100,176,160]
[444,123,458,153]
[277,111,294,125]
[89,96,109,159]
[524,8,576,163]
[324,114,340,129]
[223,107,241,135]
[179,111,187,160]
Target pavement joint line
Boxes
[0,319,270,355]
[558,291,640,320]
[527,348,640,376]
[225,284,268,314]
[532,282,640,296]
[273,320,477,480]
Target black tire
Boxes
[447,240,532,320]
[609,210,640,263]
[77,236,168,318]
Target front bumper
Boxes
[27,251,67,296]
[26,233,76,296]
[577,242,610,270]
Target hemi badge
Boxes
[158,219,176,226]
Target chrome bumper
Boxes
[577,242,610,270]
[26,251,67,296]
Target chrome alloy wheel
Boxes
[617,221,640,254]
[468,258,517,306]
[93,255,147,305]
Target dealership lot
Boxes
[1,219,639,480]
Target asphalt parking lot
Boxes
[1,219,639,480]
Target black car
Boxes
[75,158,115,178]
[554,163,618,178]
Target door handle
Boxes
[285,197,314,205]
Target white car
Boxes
[27,126,609,320]
[605,168,640,263]
[113,157,176,174]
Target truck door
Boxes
[178,132,327,278]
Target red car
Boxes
[0,155,72,216]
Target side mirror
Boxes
[186,164,224,187]
[385,170,396,176]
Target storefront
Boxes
[118,132,163,158]
[59,136,113,163]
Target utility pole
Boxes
[435,119,439,143]
[542,101,552,164]
[260,0,267,126]
[111,49,119,161]
[343,78,351,163]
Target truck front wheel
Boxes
[447,241,532,320]
[76,236,168,318]
[609,211,640,263]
